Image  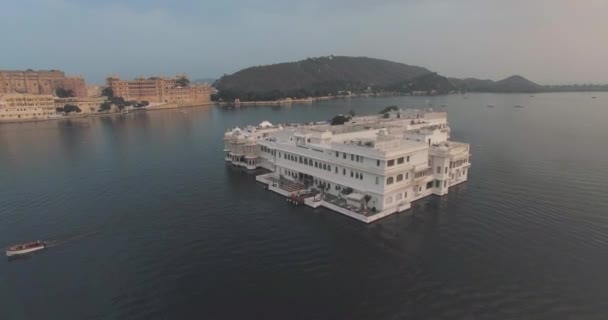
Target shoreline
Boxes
[0,102,214,124]
[217,93,407,106]
[217,90,608,107]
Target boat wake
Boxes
[45,229,103,248]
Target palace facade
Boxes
[0,94,57,120]
[223,109,471,223]
[106,75,211,106]
[0,70,87,97]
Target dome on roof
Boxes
[259,121,273,128]
[232,127,241,134]
[224,131,233,138]
[246,136,256,144]
[236,135,246,143]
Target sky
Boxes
[1,0,606,84]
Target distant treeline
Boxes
[543,84,608,92]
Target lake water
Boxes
[1,93,608,319]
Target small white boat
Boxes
[6,240,46,256]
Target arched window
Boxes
[387,177,394,185]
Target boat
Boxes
[486,105,495,108]
[5,240,46,256]
[513,105,525,108]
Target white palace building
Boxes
[224,108,471,223]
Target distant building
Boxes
[86,85,102,97]
[0,93,57,121]
[0,70,87,97]
[106,75,211,106]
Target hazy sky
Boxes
[1,0,606,84]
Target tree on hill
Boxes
[55,88,74,98]
[101,87,114,98]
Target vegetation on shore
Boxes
[56,104,81,113]
[99,88,149,111]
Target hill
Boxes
[214,56,454,101]
[450,75,544,93]
[491,75,544,92]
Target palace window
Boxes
[387,160,395,167]
[387,177,394,185]
[407,156,410,162]
[396,174,403,182]
[397,157,404,164]
[377,160,380,166]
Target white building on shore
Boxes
[224,109,471,223]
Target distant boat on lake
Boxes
[513,105,525,108]
[486,105,495,108]
[6,241,46,256]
